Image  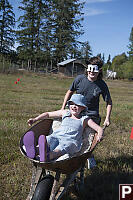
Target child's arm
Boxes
[28,110,66,126]
[86,118,103,142]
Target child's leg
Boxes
[49,149,63,160]
[38,135,48,162]
[23,131,35,159]
[38,135,65,161]
[46,136,66,160]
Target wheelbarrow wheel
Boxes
[32,174,54,200]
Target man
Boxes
[61,56,112,168]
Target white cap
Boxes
[87,65,99,72]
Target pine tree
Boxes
[106,54,111,69]
[80,41,92,60]
[97,53,102,58]
[127,27,133,60]
[16,0,48,69]
[49,0,84,63]
[102,53,105,63]
[0,0,15,54]
[16,0,84,68]
[107,54,111,64]
[40,0,54,65]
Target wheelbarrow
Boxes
[20,118,106,200]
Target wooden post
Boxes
[51,60,52,71]
[46,62,48,74]
[22,61,24,69]
[2,56,5,72]
[28,60,30,70]
[72,61,74,77]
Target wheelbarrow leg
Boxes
[49,172,61,200]
[79,166,85,192]
[26,163,44,200]
[80,166,85,186]
[54,168,80,200]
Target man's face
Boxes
[87,70,99,81]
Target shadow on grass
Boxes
[64,156,133,200]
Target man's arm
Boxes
[103,99,112,126]
[61,90,74,110]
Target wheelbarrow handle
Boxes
[103,124,108,131]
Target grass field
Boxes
[0,73,133,200]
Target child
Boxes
[23,94,103,162]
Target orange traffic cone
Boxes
[130,127,133,140]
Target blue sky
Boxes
[10,0,133,61]
[80,0,133,61]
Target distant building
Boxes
[57,59,87,77]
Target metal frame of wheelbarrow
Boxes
[20,119,106,200]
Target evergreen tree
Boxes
[102,53,105,63]
[127,27,133,60]
[16,0,48,69]
[106,54,111,69]
[102,54,111,75]
[80,41,92,60]
[0,0,15,54]
[97,53,102,58]
[16,0,84,68]
[111,53,127,78]
[49,0,84,63]
[40,0,53,65]
[107,54,111,64]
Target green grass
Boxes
[0,73,133,200]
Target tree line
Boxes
[0,0,133,79]
[103,27,133,79]
[0,0,92,72]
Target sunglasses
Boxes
[87,65,99,73]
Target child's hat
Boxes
[67,94,87,108]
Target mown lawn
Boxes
[0,73,133,200]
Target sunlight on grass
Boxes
[0,74,133,200]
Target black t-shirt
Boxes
[69,74,111,116]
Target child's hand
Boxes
[27,118,36,126]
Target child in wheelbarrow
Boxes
[23,94,103,162]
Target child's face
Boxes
[69,102,85,116]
